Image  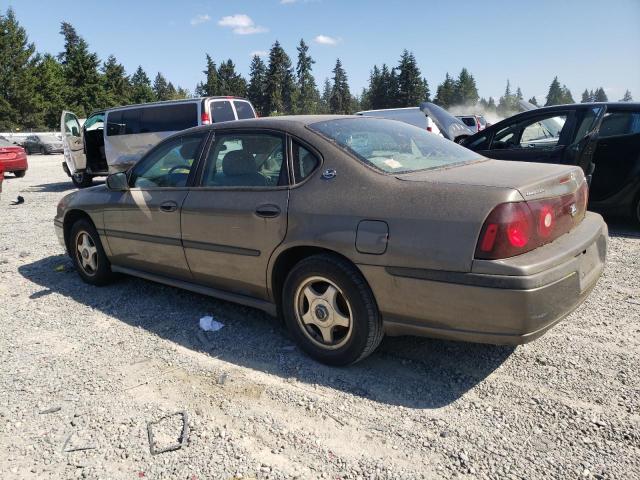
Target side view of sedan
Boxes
[22,134,64,155]
[54,116,608,365]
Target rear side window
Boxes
[292,142,320,183]
[599,111,640,138]
[140,104,198,133]
[234,101,256,120]
[211,101,235,122]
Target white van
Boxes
[61,97,257,188]
[355,107,442,136]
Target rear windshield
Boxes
[234,101,255,120]
[211,101,235,122]
[309,117,480,174]
[459,117,476,127]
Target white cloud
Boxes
[313,34,340,46]
[250,50,268,57]
[218,14,268,35]
[190,14,211,26]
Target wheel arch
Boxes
[63,209,97,253]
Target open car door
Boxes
[564,105,607,185]
[60,111,86,175]
[419,102,474,142]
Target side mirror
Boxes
[106,172,129,191]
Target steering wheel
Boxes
[167,165,190,175]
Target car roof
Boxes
[88,96,253,117]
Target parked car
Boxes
[61,96,257,188]
[0,137,28,178]
[456,114,488,133]
[22,134,64,155]
[420,103,476,142]
[461,102,640,224]
[54,115,607,365]
[356,107,442,136]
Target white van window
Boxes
[211,101,235,122]
[107,104,198,136]
[234,101,255,120]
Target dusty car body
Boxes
[461,102,640,224]
[54,116,608,365]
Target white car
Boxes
[355,107,442,136]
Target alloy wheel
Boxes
[294,276,353,350]
[75,231,98,276]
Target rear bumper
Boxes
[360,212,608,345]
[1,157,28,172]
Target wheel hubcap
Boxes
[75,231,98,275]
[294,276,353,350]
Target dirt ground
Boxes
[1,154,639,479]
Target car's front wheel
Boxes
[72,172,93,188]
[282,254,383,366]
[69,219,115,286]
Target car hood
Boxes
[397,159,585,201]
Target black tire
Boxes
[634,194,640,227]
[69,219,115,286]
[13,170,26,178]
[39,146,46,155]
[25,146,31,155]
[72,172,93,188]
[282,254,383,366]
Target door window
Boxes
[519,115,567,148]
[292,142,320,183]
[129,134,206,188]
[63,113,82,138]
[202,133,286,187]
[599,111,640,138]
[210,101,236,122]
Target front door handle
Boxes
[159,201,178,213]
[255,204,281,218]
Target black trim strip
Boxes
[53,219,63,228]
[183,239,260,257]
[104,229,182,246]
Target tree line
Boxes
[0,7,634,131]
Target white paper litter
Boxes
[199,316,224,332]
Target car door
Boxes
[590,108,640,202]
[475,111,575,164]
[181,130,289,300]
[61,111,87,174]
[103,132,208,279]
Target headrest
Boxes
[300,151,316,177]
[223,150,256,176]
[179,140,199,160]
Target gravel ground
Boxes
[1,154,639,480]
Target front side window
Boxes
[210,101,235,123]
[519,115,567,148]
[129,134,206,188]
[202,133,285,187]
[599,111,640,138]
[234,101,256,120]
[309,118,480,174]
[84,113,104,132]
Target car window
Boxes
[292,142,320,183]
[309,118,480,174]
[599,111,640,138]
[460,117,476,127]
[210,101,235,123]
[465,134,489,150]
[139,104,198,133]
[202,133,285,187]
[519,115,567,148]
[129,134,206,188]
[234,101,256,120]
[106,108,143,136]
[84,113,104,132]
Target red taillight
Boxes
[426,126,433,132]
[476,181,588,260]
[201,112,211,124]
[476,118,481,131]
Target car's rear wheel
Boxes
[72,172,93,188]
[69,219,115,286]
[13,170,26,178]
[39,146,46,155]
[282,254,383,366]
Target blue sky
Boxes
[7,0,640,103]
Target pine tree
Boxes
[130,66,155,103]
[452,68,479,106]
[296,39,320,114]
[620,90,633,102]
[497,80,519,114]
[544,76,564,106]
[487,97,496,112]
[218,59,247,97]
[102,55,130,107]
[196,54,220,97]
[528,96,538,106]
[265,41,296,115]
[396,50,428,107]
[516,87,524,101]
[320,78,332,114]
[35,54,66,129]
[153,72,171,101]
[594,87,608,102]
[434,73,456,108]
[175,87,190,99]
[247,55,268,115]
[58,22,105,116]
[0,8,40,129]
[329,59,351,114]
[560,85,574,104]
[581,89,591,103]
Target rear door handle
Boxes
[255,204,281,218]
[160,201,178,213]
